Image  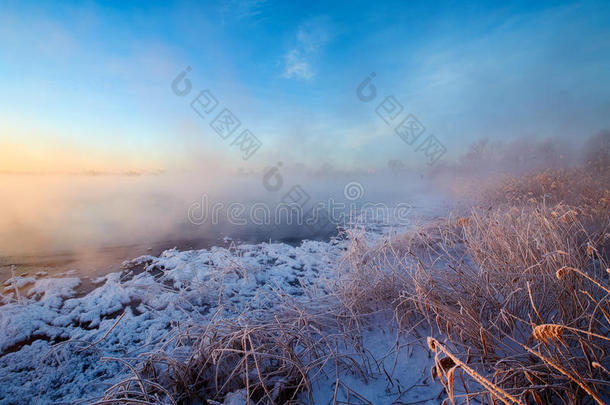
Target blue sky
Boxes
[1,0,609,173]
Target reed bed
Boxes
[337,168,610,404]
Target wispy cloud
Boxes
[282,49,314,80]
[282,16,331,80]
[219,0,267,23]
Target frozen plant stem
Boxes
[11,265,21,304]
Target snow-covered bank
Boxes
[0,199,452,404]
[0,240,346,403]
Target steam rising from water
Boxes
[1,133,606,259]
[0,170,424,256]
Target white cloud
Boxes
[282,49,313,80]
[296,17,330,52]
[282,16,331,80]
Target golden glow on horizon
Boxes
[0,137,166,174]
[0,119,234,175]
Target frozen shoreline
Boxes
[0,198,451,404]
[0,239,341,403]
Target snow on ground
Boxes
[0,201,450,404]
[3,276,36,290]
[0,240,345,403]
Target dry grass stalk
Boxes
[531,324,564,344]
[427,338,524,405]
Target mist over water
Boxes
[0,170,430,257]
[1,132,606,279]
